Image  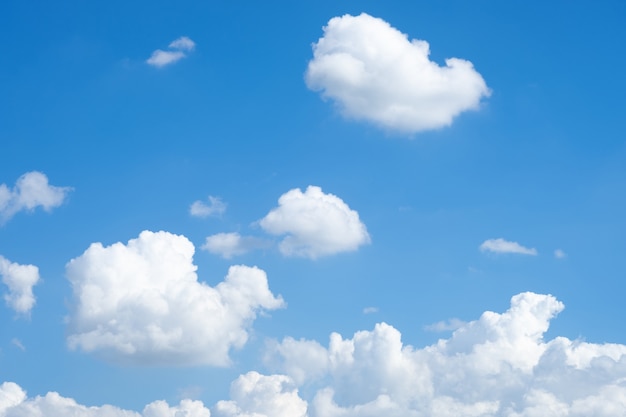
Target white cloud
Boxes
[424,318,466,332]
[554,249,567,259]
[259,186,370,258]
[264,292,626,416]
[202,233,270,259]
[10,339,25,351]
[362,307,379,314]
[0,256,40,315]
[0,381,211,417]
[213,372,308,417]
[0,171,71,224]
[306,13,490,133]
[190,196,227,218]
[169,36,195,51]
[147,36,196,68]
[480,238,538,255]
[65,230,284,366]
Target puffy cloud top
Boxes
[259,186,370,258]
[265,292,626,416]
[0,171,71,224]
[65,230,284,366]
[306,13,490,133]
[0,256,40,315]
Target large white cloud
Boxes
[480,238,538,255]
[259,186,370,259]
[264,292,626,416]
[306,13,490,133]
[0,381,211,417]
[65,230,285,366]
[0,255,40,315]
[0,171,71,224]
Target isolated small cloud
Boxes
[190,196,227,218]
[554,249,567,259]
[259,186,370,259]
[147,36,196,68]
[424,318,466,332]
[480,238,538,255]
[10,338,25,351]
[202,232,269,259]
[0,255,40,315]
[362,307,379,314]
[65,230,284,366]
[0,171,71,224]
[306,13,490,133]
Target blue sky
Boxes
[1,1,626,415]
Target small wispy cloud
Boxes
[479,238,538,255]
[554,249,567,259]
[147,36,196,68]
[362,306,379,314]
[424,318,466,332]
[11,338,25,351]
[189,196,226,218]
[201,232,270,259]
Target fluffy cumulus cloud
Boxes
[0,381,211,417]
[213,372,308,417]
[147,36,196,68]
[480,238,538,255]
[0,171,71,224]
[0,256,40,315]
[306,13,490,133]
[259,186,370,258]
[65,230,284,366]
[190,196,227,218]
[262,292,626,416]
[202,233,270,259]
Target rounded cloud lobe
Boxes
[306,13,490,133]
[259,186,370,259]
[0,256,40,315]
[65,230,284,366]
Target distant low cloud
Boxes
[480,238,538,255]
[65,230,284,366]
[554,249,567,259]
[259,186,370,259]
[202,232,270,259]
[0,382,211,417]
[147,36,196,68]
[0,171,71,224]
[306,13,490,133]
[0,255,40,315]
[190,196,227,218]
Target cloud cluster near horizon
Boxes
[3,292,626,416]
[65,230,284,366]
[0,171,71,225]
[306,13,490,133]
[146,36,196,68]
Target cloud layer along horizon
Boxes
[4,292,626,416]
[0,256,40,315]
[259,186,370,259]
[0,171,71,224]
[65,230,284,366]
[306,13,490,133]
